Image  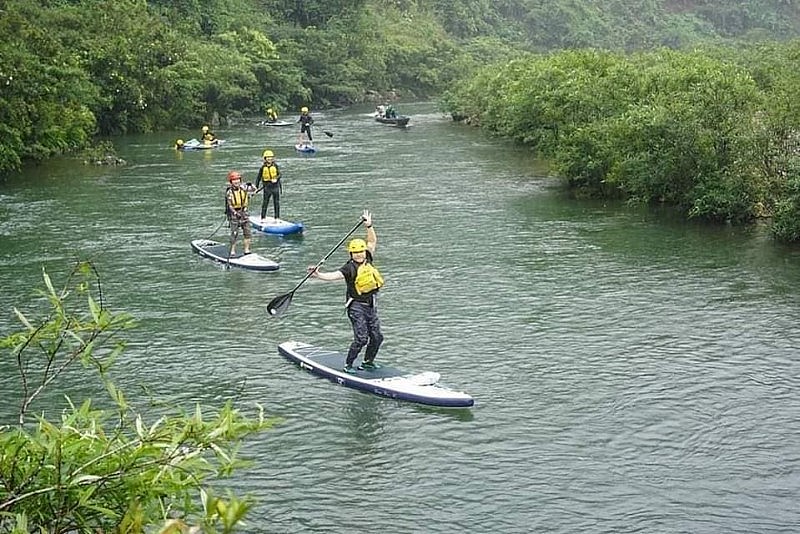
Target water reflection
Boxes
[341,395,386,452]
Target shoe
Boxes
[343,365,356,374]
[243,250,251,255]
[358,361,380,370]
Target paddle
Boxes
[205,215,229,240]
[308,118,333,137]
[305,129,333,139]
[267,218,364,317]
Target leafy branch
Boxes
[0,262,278,532]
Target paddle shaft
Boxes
[302,123,333,137]
[205,216,229,240]
[305,121,332,137]
[225,219,240,268]
[267,218,365,316]
[287,219,364,295]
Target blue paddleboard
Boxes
[295,143,317,153]
[249,215,304,235]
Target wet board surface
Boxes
[278,341,474,408]
[248,215,304,235]
[180,138,226,150]
[294,143,317,153]
[190,239,279,271]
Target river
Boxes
[1,102,799,533]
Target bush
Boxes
[0,263,276,532]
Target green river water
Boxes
[1,102,799,533]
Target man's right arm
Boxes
[308,265,344,281]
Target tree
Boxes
[269,0,367,28]
[0,262,276,532]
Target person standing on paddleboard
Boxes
[254,149,282,221]
[297,106,314,144]
[308,210,385,374]
[224,171,254,256]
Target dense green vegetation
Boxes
[0,264,274,531]
[3,0,800,174]
[3,0,800,237]
[442,42,800,240]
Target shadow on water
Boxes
[411,403,475,422]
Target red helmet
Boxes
[227,171,242,183]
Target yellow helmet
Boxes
[301,106,309,113]
[202,125,209,132]
[262,149,274,158]
[267,108,273,112]
[176,139,184,146]
[348,239,367,253]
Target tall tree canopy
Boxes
[3,0,800,174]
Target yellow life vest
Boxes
[354,262,384,295]
[263,164,279,183]
[229,188,248,210]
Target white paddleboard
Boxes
[190,239,279,271]
[278,341,474,408]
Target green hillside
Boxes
[2,0,800,174]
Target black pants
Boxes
[261,184,280,219]
[300,124,313,141]
[346,300,383,366]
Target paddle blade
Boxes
[267,292,294,317]
[323,130,334,138]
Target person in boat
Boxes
[385,104,397,119]
[375,104,385,118]
[297,106,314,143]
[201,125,216,144]
[266,107,278,123]
[307,210,384,374]
[224,171,254,256]
[174,139,186,150]
[254,149,282,221]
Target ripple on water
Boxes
[1,103,799,533]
